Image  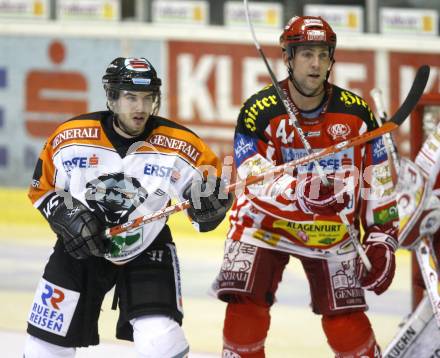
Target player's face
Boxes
[288,45,331,96]
[112,90,156,136]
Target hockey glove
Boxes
[44,193,111,259]
[297,175,350,216]
[183,176,234,232]
[355,230,398,295]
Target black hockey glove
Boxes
[41,193,111,259]
[183,176,234,232]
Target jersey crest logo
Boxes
[327,123,351,140]
[85,173,148,224]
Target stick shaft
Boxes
[370,88,401,174]
[106,121,401,237]
[106,55,429,239]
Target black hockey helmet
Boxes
[102,57,162,100]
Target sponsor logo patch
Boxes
[107,227,144,258]
[373,202,399,225]
[62,154,99,173]
[371,162,394,195]
[28,279,80,337]
[304,18,323,27]
[281,148,353,172]
[371,137,387,164]
[132,78,151,85]
[273,220,348,247]
[242,156,273,176]
[242,94,278,132]
[253,229,282,246]
[217,240,256,292]
[234,133,257,166]
[330,260,366,309]
[307,29,326,41]
[144,163,173,177]
[52,127,100,149]
[126,58,151,71]
[339,91,374,122]
[148,134,201,163]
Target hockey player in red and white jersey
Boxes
[212,16,398,357]
[24,57,233,357]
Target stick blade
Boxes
[390,65,430,125]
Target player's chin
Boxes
[126,125,145,137]
[307,82,324,95]
[132,118,147,129]
[308,76,323,86]
[302,86,321,97]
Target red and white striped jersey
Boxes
[228,79,399,259]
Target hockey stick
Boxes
[370,88,400,184]
[104,65,429,239]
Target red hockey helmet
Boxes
[280,16,337,59]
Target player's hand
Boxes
[297,175,350,216]
[355,230,397,295]
[183,176,234,232]
[48,195,111,259]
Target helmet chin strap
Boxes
[111,112,139,137]
[107,100,138,137]
[112,113,123,130]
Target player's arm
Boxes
[28,140,110,259]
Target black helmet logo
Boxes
[102,57,162,97]
[125,58,151,71]
[85,173,148,225]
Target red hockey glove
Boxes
[297,175,350,216]
[355,231,398,295]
